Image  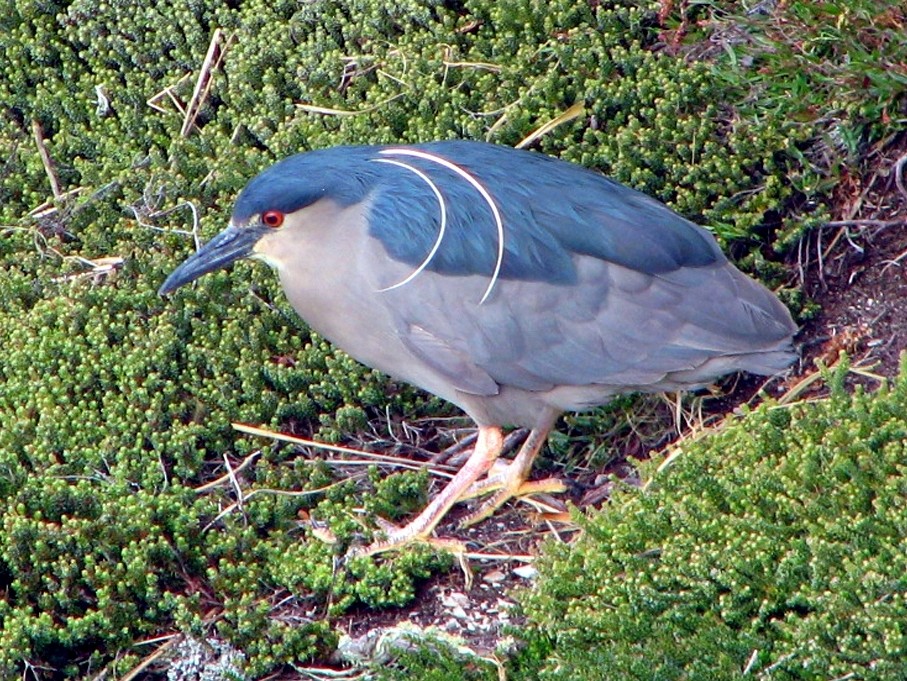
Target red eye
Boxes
[262,210,284,228]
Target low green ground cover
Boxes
[1,0,903,676]
[384,362,907,680]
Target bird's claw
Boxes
[347,519,468,558]
[458,476,568,527]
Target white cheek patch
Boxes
[250,247,284,272]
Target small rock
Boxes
[450,606,468,620]
[444,591,470,608]
[483,569,506,584]
[513,565,539,580]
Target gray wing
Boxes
[364,142,796,395]
[386,253,795,396]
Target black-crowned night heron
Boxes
[159,140,797,554]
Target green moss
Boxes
[372,637,501,681]
[516,359,907,680]
[0,0,903,676]
[365,467,431,521]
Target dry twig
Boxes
[194,449,261,493]
[516,101,585,149]
[31,119,62,200]
[231,422,458,477]
[182,29,234,137]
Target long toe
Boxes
[459,472,567,528]
[349,518,468,557]
[348,426,504,556]
[458,426,563,527]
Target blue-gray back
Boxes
[233,141,723,285]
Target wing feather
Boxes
[364,141,795,394]
[388,252,794,393]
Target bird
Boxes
[159,140,797,555]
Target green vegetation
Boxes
[0,0,904,677]
[386,361,907,680]
[673,0,907,253]
[518,360,907,680]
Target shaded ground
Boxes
[316,135,907,668]
[798,137,907,381]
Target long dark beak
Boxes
[158,225,263,295]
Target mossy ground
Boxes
[381,361,907,680]
[1,0,904,678]
[517,359,907,680]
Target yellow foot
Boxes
[346,425,505,558]
[456,427,567,527]
[459,473,567,527]
[348,517,467,557]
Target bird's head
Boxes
[157,147,376,296]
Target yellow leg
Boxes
[351,426,504,556]
[458,428,566,527]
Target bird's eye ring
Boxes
[262,210,285,228]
